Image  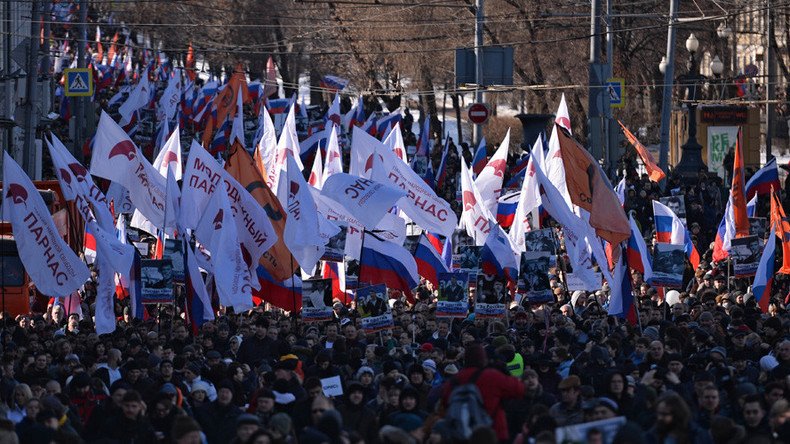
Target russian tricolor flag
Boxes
[376,113,402,139]
[471,138,487,176]
[752,226,776,312]
[434,138,450,191]
[414,233,448,287]
[504,155,531,190]
[713,197,735,262]
[608,247,637,325]
[626,215,652,282]
[84,224,97,264]
[185,241,214,335]
[481,222,519,286]
[653,200,700,269]
[496,191,520,229]
[424,232,444,254]
[349,96,365,128]
[266,98,291,116]
[254,266,302,312]
[359,231,419,299]
[322,261,350,304]
[745,157,780,200]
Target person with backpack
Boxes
[440,342,525,442]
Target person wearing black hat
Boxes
[67,371,107,426]
[97,390,158,443]
[194,379,243,444]
[338,381,379,444]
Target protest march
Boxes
[2,3,790,444]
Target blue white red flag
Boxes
[471,138,487,176]
[359,231,419,299]
[745,157,780,200]
[414,233,448,287]
[626,215,652,282]
[320,75,349,92]
[496,191,520,229]
[752,226,776,313]
[653,200,700,269]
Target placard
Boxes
[403,235,420,255]
[520,253,553,303]
[163,239,185,282]
[437,272,469,317]
[345,259,359,289]
[357,284,393,333]
[749,217,767,239]
[302,278,334,322]
[555,416,627,444]
[565,272,603,291]
[707,126,739,180]
[321,226,347,262]
[649,243,686,288]
[731,235,760,277]
[141,259,174,303]
[321,376,344,398]
[475,274,507,318]
[523,228,557,253]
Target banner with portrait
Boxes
[141,259,174,304]
[321,225,348,262]
[302,278,334,322]
[163,239,185,283]
[475,274,507,318]
[659,196,687,225]
[649,243,685,288]
[519,253,553,303]
[524,228,558,253]
[345,258,359,289]
[731,235,760,277]
[437,272,469,318]
[749,217,767,240]
[357,284,393,333]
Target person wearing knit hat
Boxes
[268,413,293,442]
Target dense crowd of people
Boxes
[0,161,789,444]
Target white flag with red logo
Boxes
[323,124,343,180]
[383,122,408,164]
[152,123,183,180]
[181,142,277,285]
[555,93,572,133]
[91,111,170,229]
[508,139,543,251]
[283,153,328,272]
[461,157,495,246]
[2,152,90,297]
[271,105,303,193]
[349,126,377,179]
[359,128,457,237]
[475,129,510,215]
[308,146,324,188]
[194,184,253,312]
[156,68,182,123]
[321,173,406,230]
[256,103,278,189]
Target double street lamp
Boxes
[670,33,708,178]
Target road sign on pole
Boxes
[468,103,490,124]
[64,68,93,97]
[606,78,625,108]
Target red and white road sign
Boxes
[468,103,490,124]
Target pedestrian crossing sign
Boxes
[64,68,93,97]
[606,78,625,108]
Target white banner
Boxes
[2,152,89,297]
[707,126,739,180]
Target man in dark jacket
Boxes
[194,380,243,444]
[96,390,158,443]
[237,319,275,367]
[338,381,378,444]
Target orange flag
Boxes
[770,190,790,274]
[731,128,750,237]
[556,125,630,245]
[617,120,666,182]
[213,63,249,127]
[185,44,196,82]
[107,32,119,63]
[225,143,298,281]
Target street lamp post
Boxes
[673,34,709,179]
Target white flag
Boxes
[283,153,328,272]
[91,111,170,229]
[271,105,303,193]
[118,73,151,123]
[362,127,457,237]
[194,184,253,312]
[323,124,343,180]
[475,129,510,215]
[152,123,183,180]
[181,142,277,284]
[383,122,408,164]
[94,256,116,335]
[156,68,182,122]
[349,126,377,179]
[2,151,89,297]
[460,158,495,245]
[257,103,278,189]
[308,145,324,188]
[321,173,407,230]
[106,182,134,214]
[186,242,215,323]
[508,138,542,251]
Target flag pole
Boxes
[290,256,297,316]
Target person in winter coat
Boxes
[646,392,713,444]
[96,390,159,444]
[440,342,525,441]
[337,381,378,444]
[193,380,243,444]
